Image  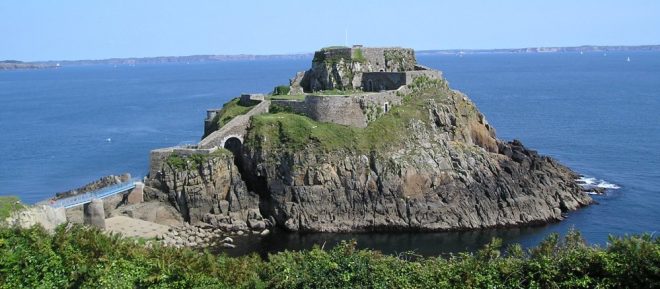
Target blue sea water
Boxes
[1,52,658,255]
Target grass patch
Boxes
[268,94,306,101]
[247,85,431,154]
[352,48,366,63]
[0,196,24,219]
[165,149,233,170]
[205,98,256,136]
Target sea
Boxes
[1,51,658,256]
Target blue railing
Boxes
[49,178,141,209]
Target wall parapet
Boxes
[148,146,220,177]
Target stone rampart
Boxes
[404,70,442,84]
[300,46,417,92]
[306,95,368,127]
[362,72,407,92]
[271,99,308,115]
[149,146,220,177]
[270,89,406,128]
[239,93,265,106]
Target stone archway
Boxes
[223,136,242,156]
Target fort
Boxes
[148,46,440,170]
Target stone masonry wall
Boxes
[269,90,406,128]
[404,70,442,84]
[300,47,417,92]
[149,147,219,178]
[306,95,368,127]
[362,72,407,91]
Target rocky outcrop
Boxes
[146,151,264,231]
[144,48,591,233]
[240,77,591,232]
[3,205,67,232]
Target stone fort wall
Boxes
[272,89,404,128]
[274,69,442,128]
[148,146,219,178]
[362,70,442,92]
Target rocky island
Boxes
[139,46,591,235]
[5,46,593,249]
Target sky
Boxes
[1,0,659,61]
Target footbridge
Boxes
[49,178,144,209]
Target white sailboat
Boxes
[627,57,631,62]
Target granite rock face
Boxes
[145,49,591,233]
[146,152,263,230]
[240,78,591,232]
[3,205,67,232]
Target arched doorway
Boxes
[223,137,242,157]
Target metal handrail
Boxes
[49,177,141,209]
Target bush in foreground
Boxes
[0,225,658,288]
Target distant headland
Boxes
[2,44,658,70]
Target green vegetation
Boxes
[1,225,658,288]
[247,77,446,154]
[268,94,305,101]
[383,49,412,71]
[206,98,256,134]
[272,85,291,96]
[165,149,233,170]
[0,196,24,219]
[320,46,349,51]
[352,48,366,63]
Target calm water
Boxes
[1,52,658,255]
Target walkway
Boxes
[49,178,141,209]
[198,99,270,149]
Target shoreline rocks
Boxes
[158,222,269,249]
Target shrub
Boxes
[272,85,291,96]
[0,225,658,288]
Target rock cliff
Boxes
[146,49,591,233]
[238,76,590,232]
[146,150,264,231]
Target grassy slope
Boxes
[165,148,233,170]
[206,98,256,135]
[0,196,25,219]
[247,77,447,154]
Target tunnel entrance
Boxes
[223,137,243,159]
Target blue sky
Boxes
[2,0,659,61]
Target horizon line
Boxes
[10,43,660,63]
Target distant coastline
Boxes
[0,60,57,70]
[2,44,659,70]
[418,44,660,55]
